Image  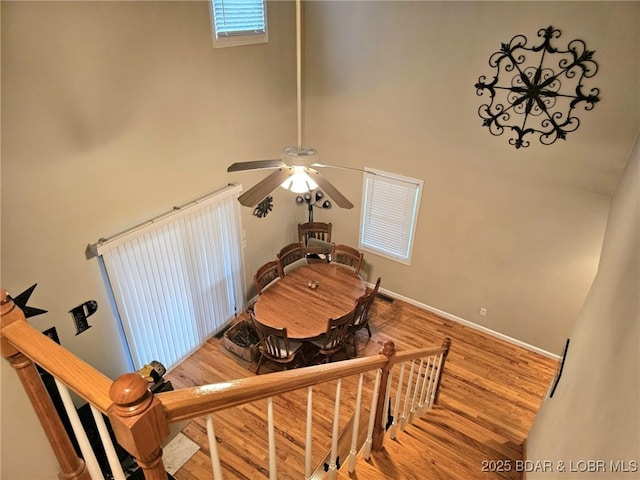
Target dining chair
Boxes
[308,304,357,363]
[298,222,332,245]
[305,238,333,263]
[251,313,305,374]
[331,244,364,274]
[277,242,306,274]
[349,277,381,356]
[253,260,284,295]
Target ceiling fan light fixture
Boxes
[280,166,318,193]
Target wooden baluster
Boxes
[347,373,364,473]
[389,362,405,439]
[417,356,431,416]
[382,371,393,432]
[363,369,381,460]
[108,372,170,480]
[428,353,442,409]
[409,358,423,424]
[90,404,128,480]
[372,340,395,451]
[0,288,91,480]
[400,359,415,431]
[267,396,277,480]
[327,378,342,480]
[206,414,224,480]
[53,378,104,479]
[432,338,452,405]
[304,386,313,479]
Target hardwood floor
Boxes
[165,296,558,479]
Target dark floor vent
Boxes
[376,293,394,303]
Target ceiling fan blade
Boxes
[311,162,366,173]
[237,168,293,207]
[228,159,286,172]
[306,169,354,209]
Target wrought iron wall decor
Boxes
[475,26,600,149]
[253,195,273,218]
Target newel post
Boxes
[372,340,396,451]
[108,372,170,480]
[0,288,91,480]
[433,337,452,405]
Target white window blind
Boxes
[210,0,268,48]
[94,185,246,370]
[359,169,423,265]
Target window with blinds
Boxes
[359,168,423,265]
[93,185,246,370]
[210,0,268,48]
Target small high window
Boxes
[210,0,268,48]
[359,168,423,265]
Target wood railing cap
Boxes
[1,288,15,316]
[110,373,152,417]
[380,340,396,357]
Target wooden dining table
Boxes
[253,263,366,340]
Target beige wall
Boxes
[1,1,298,477]
[304,1,639,353]
[527,136,639,478]
[1,1,638,478]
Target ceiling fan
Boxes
[227,0,354,210]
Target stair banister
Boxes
[1,288,172,479]
[0,289,91,480]
[157,354,390,422]
[3,283,453,479]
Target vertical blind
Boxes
[360,169,423,265]
[95,185,246,370]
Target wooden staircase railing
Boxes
[1,287,451,479]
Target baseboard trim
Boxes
[376,285,561,361]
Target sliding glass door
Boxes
[96,185,245,370]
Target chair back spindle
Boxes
[254,260,284,295]
[277,242,305,274]
[350,277,381,355]
[252,313,304,374]
[331,244,364,274]
[298,222,332,245]
[310,306,357,363]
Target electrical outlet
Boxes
[479,307,487,316]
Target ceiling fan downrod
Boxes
[282,0,317,168]
[295,0,303,151]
